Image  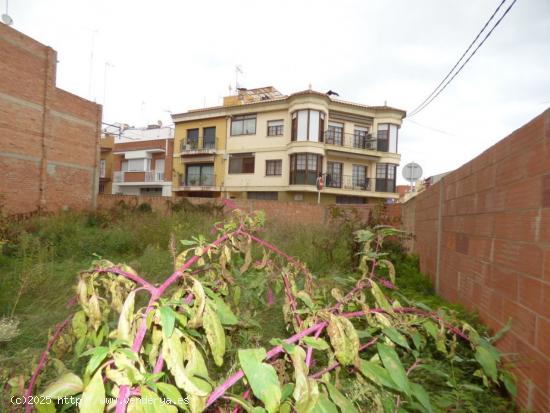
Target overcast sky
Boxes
[5,0,550,184]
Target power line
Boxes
[408,0,517,118]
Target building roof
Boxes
[172,88,406,120]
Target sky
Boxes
[4,0,550,184]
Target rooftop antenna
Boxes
[2,0,13,25]
[235,64,243,91]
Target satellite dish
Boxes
[402,162,423,192]
[2,14,13,26]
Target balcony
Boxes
[324,131,392,153]
[177,173,216,189]
[179,137,217,155]
[325,175,396,193]
[113,171,165,184]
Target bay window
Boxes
[291,110,325,142]
[375,163,397,192]
[376,124,399,153]
[289,153,322,185]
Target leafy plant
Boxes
[19,210,515,413]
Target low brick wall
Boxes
[401,109,550,412]
[96,194,401,227]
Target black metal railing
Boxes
[179,173,216,187]
[324,175,396,193]
[324,131,380,151]
[180,137,217,153]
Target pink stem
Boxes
[305,325,325,367]
[101,267,155,291]
[153,354,164,374]
[25,315,73,413]
[310,337,379,379]
[206,321,328,408]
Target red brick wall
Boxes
[0,24,101,214]
[401,109,550,412]
[97,194,401,227]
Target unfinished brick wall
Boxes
[0,24,101,214]
[402,109,550,412]
[97,194,401,227]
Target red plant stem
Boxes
[282,273,302,328]
[206,321,328,408]
[153,354,164,374]
[305,324,325,367]
[309,337,379,379]
[100,267,156,291]
[25,315,73,413]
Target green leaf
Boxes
[411,382,432,413]
[203,302,225,366]
[238,348,281,413]
[35,400,56,413]
[311,394,338,413]
[85,346,109,374]
[141,386,177,413]
[224,394,256,412]
[323,381,359,413]
[501,371,517,397]
[377,343,411,395]
[289,346,319,413]
[80,369,105,413]
[382,328,410,349]
[475,346,498,382]
[160,306,177,339]
[326,314,359,366]
[281,383,295,402]
[156,382,189,411]
[302,336,330,351]
[41,372,83,400]
[357,359,400,391]
[71,310,87,339]
[204,291,239,325]
[370,281,394,314]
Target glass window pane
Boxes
[309,110,320,142]
[297,110,308,141]
[231,120,243,135]
[389,125,398,153]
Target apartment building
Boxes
[171,87,405,203]
[99,134,114,194]
[111,125,174,196]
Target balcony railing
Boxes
[324,131,382,151]
[178,174,216,187]
[113,171,165,183]
[325,175,396,193]
[180,137,216,153]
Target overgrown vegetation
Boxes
[0,202,516,412]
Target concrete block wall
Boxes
[0,24,101,214]
[401,109,550,412]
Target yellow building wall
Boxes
[172,116,227,189]
[100,135,114,194]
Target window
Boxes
[267,120,284,136]
[266,160,282,176]
[336,196,367,204]
[376,124,398,153]
[186,128,199,149]
[127,158,149,172]
[185,164,214,186]
[353,126,372,149]
[231,114,256,136]
[248,191,278,200]
[326,122,344,145]
[289,153,322,185]
[291,110,325,142]
[229,153,255,174]
[376,164,397,192]
[326,162,342,188]
[99,182,105,194]
[352,165,368,189]
[100,159,106,178]
[140,188,162,197]
[203,127,216,149]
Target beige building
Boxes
[171,87,405,203]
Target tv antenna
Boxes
[402,162,423,192]
[2,0,13,25]
[235,64,243,91]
